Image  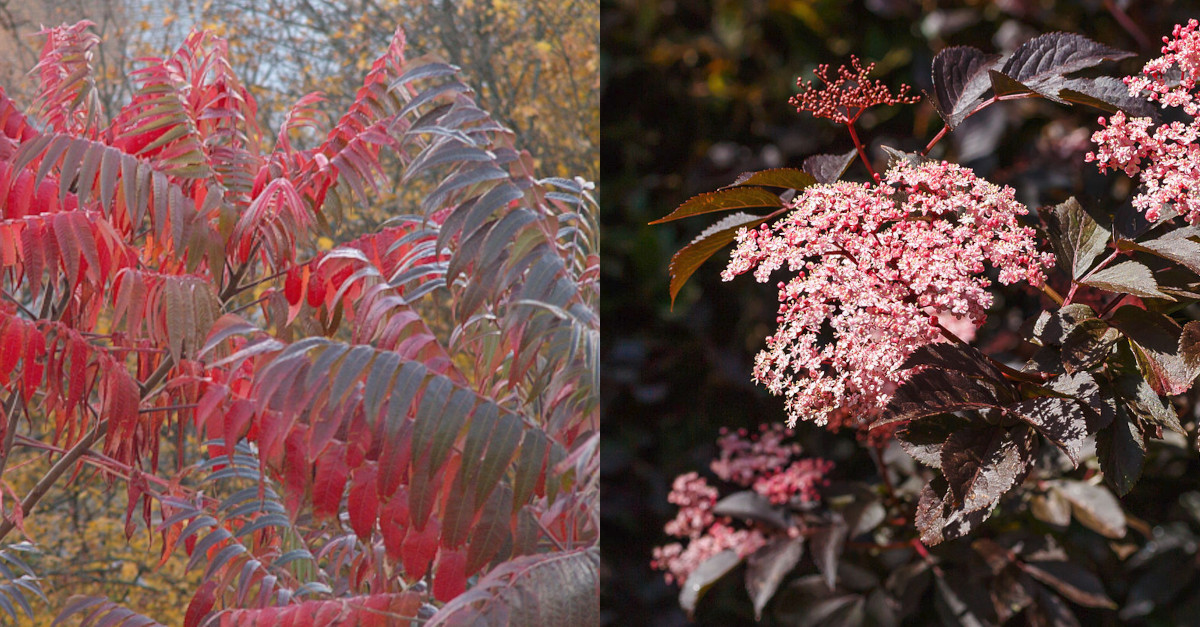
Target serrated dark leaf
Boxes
[876,369,1003,427]
[712,491,790,530]
[745,537,805,620]
[881,145,931,170]
[1006,397,1089,466]
[989,69,1035,97]
[916,477,995,546]
[896,414,972,469]
[1046,371,1111,430]
[1081,260,1173,300]
[1118,227,1200,275]
[1051,480,1126,538]
[649,187,783,224]
[899,342,1005,381]
[1030,583,1083,627]
[802,149,857,184]
[941,424,1036,513]
[724,168,817,190]
[1038,198,1110,279]
[1058,76,1159,119]
[810,517,848,592]
[999,32,1134,92]
[1096,402,1145,496]
[1060,317,1119,372]
[666,212,769,307]
[679,549,742,616]
[1023,559,1116,609]
[1109,305,1200,396]
[929,46,1001,129]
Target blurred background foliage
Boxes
[600,0,1200,624]
[0,0,596,622]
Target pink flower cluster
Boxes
[723,160,1052,427]
[1087,20,1200,223]
[652,425,833,586]
[651,472,767,585]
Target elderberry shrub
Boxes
[653,21,1200,625]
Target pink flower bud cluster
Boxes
[789,56,921,125]
[1087,20,1200,223]
[651,472,767,585]
[651,426,833,586]
[723,160,1053,427]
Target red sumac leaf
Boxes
[401,513,439,580]
[284,266,303,306]
[313,442,349,521]
[184,580,218,627]
[432,547,468,602]
[348,464,379,541]
[381,487,410,562]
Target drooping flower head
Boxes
[724,160,1053,428]
[1087,20,1200,223]
[789,56,921,125]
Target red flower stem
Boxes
[845,120,879,181]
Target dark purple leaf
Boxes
[1117,227,1200,274]
[1038,198,1110,279]
[745,537,804,619]
[896,414,971,469]
[1058,76,1159,119]
[1046,371,1111,430]
[1051,480,1126,538]
[929,46,1001,129]
[989,69,1035,97]
[1081,260,1173,300]
[724,168,817,190]
[899,342,1005,382]
[1096,403,1145,496]
[649,187,783,224]
[802,149,857,184]
[916,477,997,546]
[1059,318,1119,372]
[1109,306,1199,396]
[810,517,848,592]
[933,571,993,627]
[1022,559,1116,609]
[1030,583,1083,627]
[1031,487,1072,527]
[679,549,743,616]
[665,212,770,307]
[712,491,790,530]
[940,424,1036,513]
[876,369,1003,427]
[1006,397,1089,466]
[999,32,1134,92]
